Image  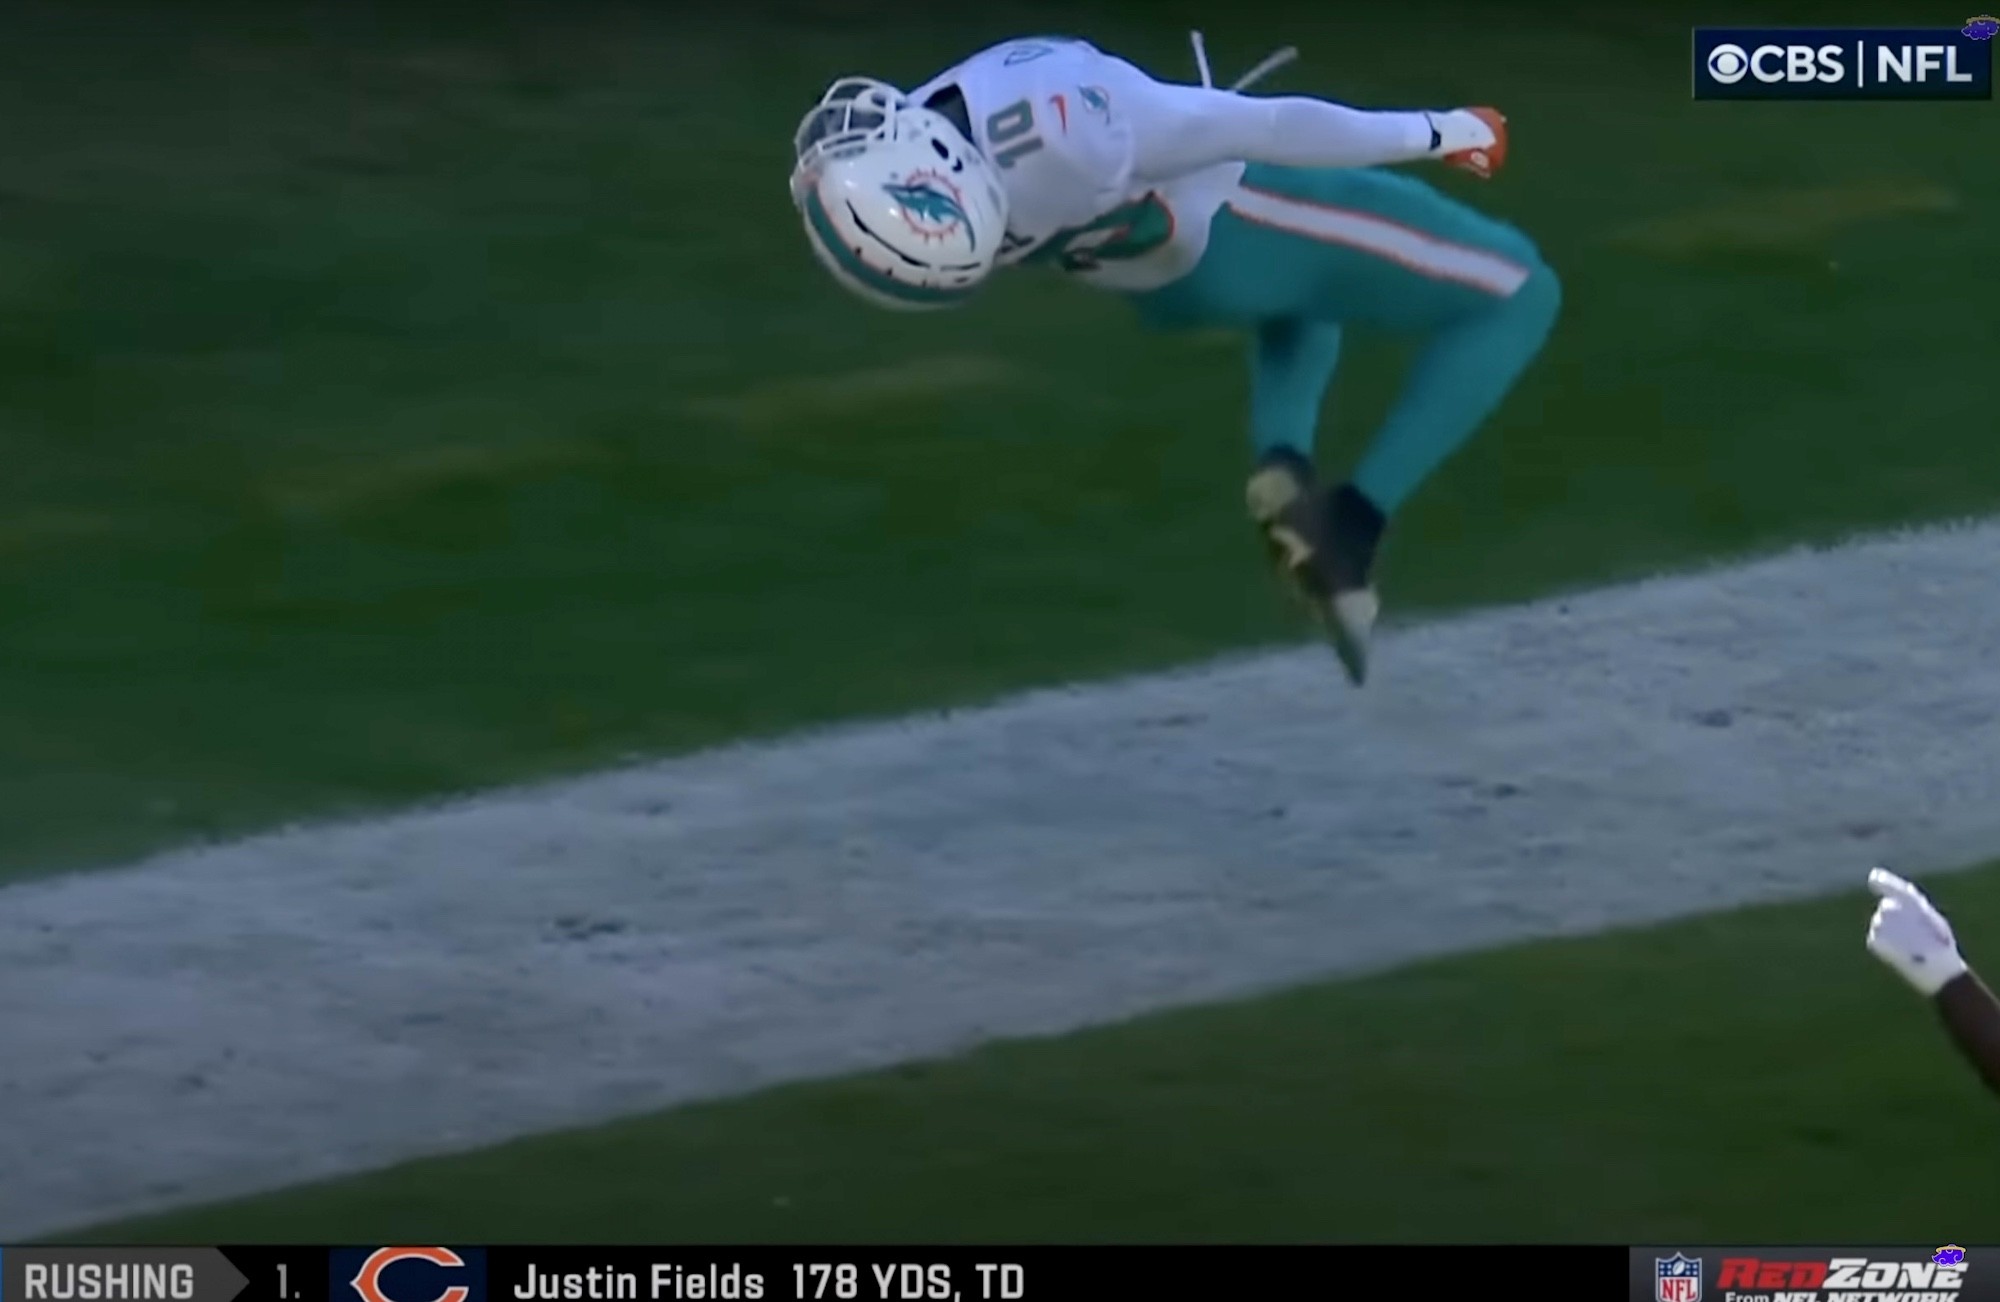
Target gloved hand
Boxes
[1867,867,1969,997]
[1429,107,1508,179]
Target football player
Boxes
[1866,867,2000,1099]
[789,34,1561,684]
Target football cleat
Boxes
[1245,453,1386,685]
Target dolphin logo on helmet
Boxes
[789,81,1009,311]
[883,176,975,249]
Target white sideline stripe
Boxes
[1227,184,1533,295]
[8,518,2000,1237]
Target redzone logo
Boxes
[1720,1261,1832,1289]
[1715,1257,1965,1302]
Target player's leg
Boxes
[1325,262,1559,682]
[1241,320,1374,668]
[1223,164,1548,330]
[1126,166,1558,684]
[1248,317,1342,464]
[1351,261,1561,517]
[1229,166,1559,683]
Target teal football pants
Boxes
[1129,163,1561,515]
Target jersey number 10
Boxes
[983,97,1172,266]
[984,99,1045,169]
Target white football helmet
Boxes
[789,78,1009,311]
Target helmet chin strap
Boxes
[1188,31,1299,92]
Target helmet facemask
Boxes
[790,78,905,207]
[789,79,1010,312]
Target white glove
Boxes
[1866,867,1968,996]
[1424,108,1508,179]
[1426,109,1498,155]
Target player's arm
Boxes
[1866,867,2000,1097]
[1108,64,1507,181]
[1934,970,2000,1097]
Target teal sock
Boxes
[1248,319,1343,463]
[1353,265,1560,513]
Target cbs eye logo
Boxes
[1706,43,1751,82]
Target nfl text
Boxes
[1692,28,1992,99]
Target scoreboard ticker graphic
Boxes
[0,1245,1993,1302]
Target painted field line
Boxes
[8,519,2000,1237]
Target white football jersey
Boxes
[901,36,1474,294]
[908,37,1242,293]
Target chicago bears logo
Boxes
[882,172,974,249]
[334,1248,487,1302]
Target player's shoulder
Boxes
[966,35,1108,69]
[915,35,1117,95]
[933,36,1154,154]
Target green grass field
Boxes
[13,0,2000,1243]
[3,0,1993,878]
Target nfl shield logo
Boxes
[1657,1254,1702,1302]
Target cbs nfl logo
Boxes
[1657,1253,1702,1302]
[1694,26,1993,99]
